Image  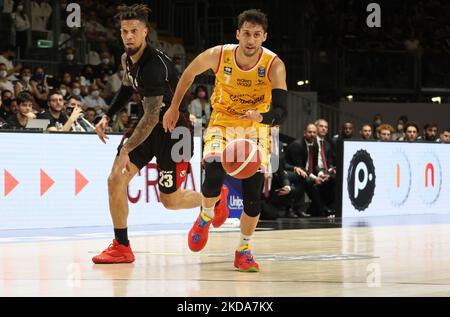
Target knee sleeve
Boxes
[201,161,226,197]
[242,172,265,217]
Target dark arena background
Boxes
[1,0,450,302]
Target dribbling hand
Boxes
[239,110,263,123]
[95,115,110,144]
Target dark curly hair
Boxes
[115,4,151,24]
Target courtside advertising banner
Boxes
[342,140,450,217]
[0,132,201,229]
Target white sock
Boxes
[238,233,252,250]
[202,206,215,219]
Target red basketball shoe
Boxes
[188,212,212,252]
[212,185,229,228]
[234,246,260,272]
[92,239,135,264]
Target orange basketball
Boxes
[221,139,262,179]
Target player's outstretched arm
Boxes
[163,46,222,132]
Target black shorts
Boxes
[117,122,194,194]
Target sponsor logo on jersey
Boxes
[224,67,232,75]
[255,79,266,86]
[229,94,265,105]
[258,66,265,77]
[237,79,252,87]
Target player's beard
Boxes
[125,43,143,56]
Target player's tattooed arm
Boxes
[120,95,163,154]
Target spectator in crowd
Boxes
[392,115,408,141]
[31,0,52,31]
[372,113,383,139]
[96,51,115,78]
[423,122,438,141]
[315,118,336,214]
[70,81,86,105]
[65,95,93,132]
[112,108,130,132]
[30,66,49,110]
[60,71,73,89]
[0,63,15,93]
[334,122,354,141]
[14,66,32,94]
[403,122,420,142]
[285,123,334,218]
[377,123,394,141]
[37,90,81,131]
[188,85,211,128]
[0,46,21,80]
[108,64,124,95]
[58,83,70,100]
[359,123,373,140]
[6,91,35,129]
[80,64,97,91]
[84,11,109,49]
[0,89,14,119]
[404,30,421,52]
[439,128,450,143]
[83,83,108,114]
[261,141,296,219]
[0,116,8,129]
[11,1,30,57]
[84,107,97,125]
[59,47,80,79]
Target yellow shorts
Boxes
[203,111,270,171]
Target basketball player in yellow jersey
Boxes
[163,9,287,272]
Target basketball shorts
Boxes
[203,110,270,171]
[117,122,193,194]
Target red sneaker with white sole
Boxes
[92,239,135,264]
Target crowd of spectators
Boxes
[260,115,450,221]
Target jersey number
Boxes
[159,172,174,188]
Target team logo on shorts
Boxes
[180,170,186,178]
[224,67,232,75]
[258,66,265,77]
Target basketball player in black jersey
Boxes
[92,4,229,264]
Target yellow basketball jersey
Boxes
[210,44,278,116]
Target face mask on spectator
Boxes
[60,89,67,96]
[198,91,206,99]
[397,124,404,131]
[375,119,382,125]
[72,88,81,96]
[66,54,74,61]
[17,5,24,11]
[22,76,31,82]
[2,98,12,108]
[0,70,7,78]
[91,90,100,98]
[36,72,45,80]
[102,58,110,65]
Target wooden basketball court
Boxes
[1,216,450,297]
